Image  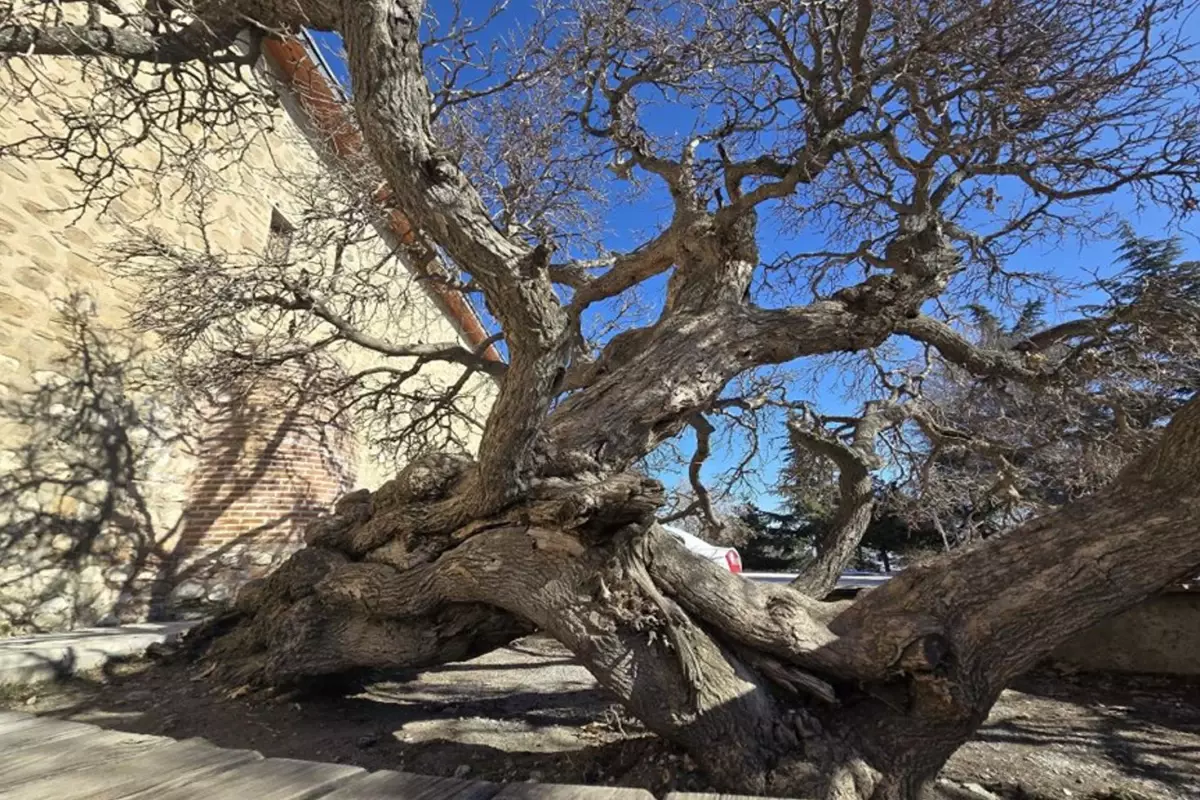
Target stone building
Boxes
[0,37,497,633]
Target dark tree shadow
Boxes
[0,294,187,633]
[971,669,1200,794]
[0,294,352,634]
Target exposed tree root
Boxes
[179,402,1200,800]
[175,452,875,795]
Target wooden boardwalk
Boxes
[0,710,659,800]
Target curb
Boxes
[0,621,199,686]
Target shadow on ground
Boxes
[1,635,703,795]
[3,637,1200,800]
[941,669,1200,800]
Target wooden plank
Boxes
[497,785,657,800]
[142,756,368,800]
[0,714,47,739]
[0,710,36,725]
[0,729,171,790]
[0,713,98,753]
[1,737,262,799]
[322,769,502,800]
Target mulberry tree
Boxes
[3,1,1200,797]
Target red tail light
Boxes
[725,550,742,573]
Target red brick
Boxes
[176,372,356,555]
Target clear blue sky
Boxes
[306,6,1200,510]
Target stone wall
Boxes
[0,51,492,634]
[0,300,190,633]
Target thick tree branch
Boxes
[645,528,869,677]
[340,0,570,509]
[544,296,902,470]
[1017,317,1110,351]
[835,394,1200,697]
[0,22,245,63]
[563,225,683,312]
[895,315,1038,380]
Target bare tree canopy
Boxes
[887,229,1200,544]
[3,0,1200,797]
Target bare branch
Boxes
[564,225,682,312]
[685,414,717,528]
[255,283,506,377]
[895,315,1037,381]
[0,21,247,62]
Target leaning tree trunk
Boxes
[182,400,1200,800]
[791,465,875,598]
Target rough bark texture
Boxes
[787,401,906,598]
[7,1,1200,798]
[338,0,572,513]
[180,397,1200,800]
[790,465,874,599]
[184,456,845,795]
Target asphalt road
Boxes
[742,572,893,589]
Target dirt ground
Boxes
[2,635,1198,799]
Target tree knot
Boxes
[895,632,952,674]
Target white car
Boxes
[662,525,743,573]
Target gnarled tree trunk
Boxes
[9,1,1193,797]
[183,398,1200,800]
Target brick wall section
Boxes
[163,367,357,612]
[181,412,355,549]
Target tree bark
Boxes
[791,466,875,598]
[788,404,899,598]
[339,0,572,512]
[182,396,1200,800]
[183,460,847,795]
